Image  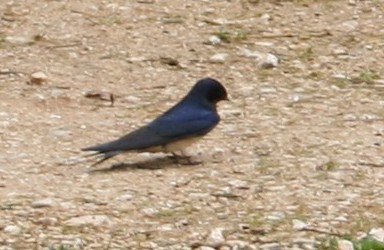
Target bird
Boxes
[82,77,228,166]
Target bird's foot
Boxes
[169,153,202,166]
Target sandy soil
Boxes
[1,0,384,249]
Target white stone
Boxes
[199,247,215,250]
[238,48,263,58]
[369,228,384,241]
[209,53,229,63]
[292,219,308,230]
[266,211,286,221]
[31,198,54,208]
[141,207,160,217]
[206,227,225,247]
[30,71,48,84]
[208,35,221,45]
[260,53,279,69]
[337,239,354,250]
[228,179,249,189]
[227,240,250,248]
[64,215,110,227]
[4,225,21,235]
[4,36,31,45]
[115,194,133,202]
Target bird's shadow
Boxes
[87,155,201,174]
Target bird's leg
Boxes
[170,150,201,165]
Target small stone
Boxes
[199,246,215,250]
[208,35,221,45]
[364,44,373,50]
[4,36,31,45]
[337,239,354,250]
[115,194,134,202]
[260,242,281,249]
[125,95,141,103]
[260,13,272,22]
[332,48,348,55]
[369,228,384,241]
[206,228,225,247]
[141,207,160,217]
[209,53,229,63]
[159,224,173,231]
[338,20,358,32]
[220,246,231,250]
[30,71,48,85]
[37,217,58,226]
[227,240,251,248]
[31,198,54,208]
[260,53,279,69]
[259,86,277,94]
[228,179,249,189]
[332,74,349,80]
[266,211,286,221]
[64,215,110,227]
[238,48,263,58]
[292,219,308,230]
[4,225,21,235]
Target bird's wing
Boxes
[82,109,219,154]
[82,126,166,153]
[148,109,219,139]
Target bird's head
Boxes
[189,77,228,104]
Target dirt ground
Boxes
[1,0,384,249]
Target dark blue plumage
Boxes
[82,77,228,165]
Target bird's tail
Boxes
[82,148,120,166]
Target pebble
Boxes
[238,48,263,58]
[332,48,348,55]
[141,207,160,217]
[338,20,358,32]
[228,179,249,189]
[64,215,110,227]
[292,219,308,230]
[266,211,286,221]
[199,247,215,250]
[37,217,58,226]
[31,198,54,208]
[259,242,281,250]
[337,239,354,250]
[208,35,221,45]
[260,53,279,69]
[4,36,31,45]
[227,240,252,248]
[259,86,277,94]
[332,73,349,79]
[238,49,278,68]
[206,228,225,247]
[209,53,229,63]
[125,95,141,103]
[159,224,173,231]
[260,13,272,25]
[30,71,48,85]
[3,225,21,235]
[369,227,384,241]
[115,194,134,202]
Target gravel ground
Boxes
[1,0,384,249]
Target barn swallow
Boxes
[82,77,228,165]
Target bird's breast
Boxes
[143,136,203,153]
